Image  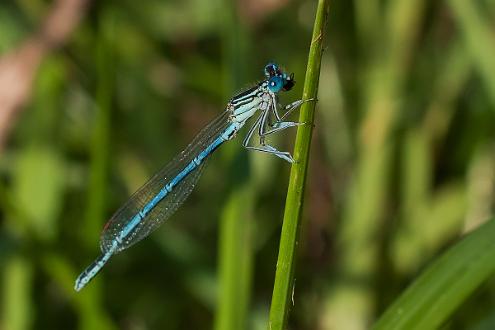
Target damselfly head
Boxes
[264,62,280,78]
[264,62,295,92]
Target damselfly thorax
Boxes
[228,81,272,126]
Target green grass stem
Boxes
[267,0,330,329]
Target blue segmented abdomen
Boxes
[99,110,234,253]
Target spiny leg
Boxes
[242,110,295,163]
[261,99,312,137]
[246,144,295,163]
[270,94,283,122]
[280,99,313,120]
[249,98,316,160]
[262,121,302,137]
[242,112,263,148]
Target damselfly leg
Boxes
[280,99,314,120]
[262,98,315,136]
[242,113,295,163]
[263,98,316,136]
[242,99,310,163]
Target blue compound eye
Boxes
[264,63,279,78]
[268,76,284,92]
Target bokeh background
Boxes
[1,0,495,329]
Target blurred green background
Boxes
[1,0,495,329]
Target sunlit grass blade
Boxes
[268,0,330,329]
[373,218,495,330]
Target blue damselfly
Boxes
[75,63,306,291]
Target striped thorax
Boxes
[228,82,272,131]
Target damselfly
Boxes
[75,63,307,291]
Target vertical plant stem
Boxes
[2,256,32,330]
[268,0,330,329]
[83,12,113,248]
[216,184,254,330]
[78,9,115,330]
[215,1,253,329]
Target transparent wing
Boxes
[100,110,233,253]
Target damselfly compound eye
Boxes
[265,62,286,78]
[268,76,284,93]
[264,63,279,77]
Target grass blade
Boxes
[373,218,495,330]
[268,0,330,329]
